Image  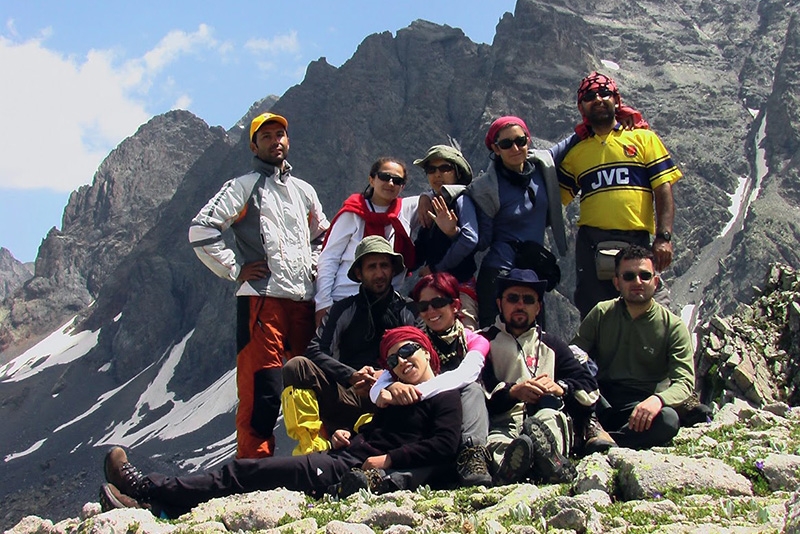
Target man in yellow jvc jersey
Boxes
[558,72,681,319]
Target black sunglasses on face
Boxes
[581,88,615,103]
[504,293,538,305]
[425,164,455,175]
[417,296,453,312]
[386,342,422,368]
[495,135,528,150]
[375,171,407,186]
[621,270,654,282]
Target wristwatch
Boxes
[655,231,672,242]
[556,380,569,397]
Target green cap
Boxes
[347,235,405,282]
[413,145,473,185]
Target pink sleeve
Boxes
[465,329,490,357]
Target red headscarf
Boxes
[484,116,532,150]
[574,71,649,139]
[379,326,441,377]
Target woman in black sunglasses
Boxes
[465,115,570,328]
[411,145,480,329]
[100,326,461,515]
[314,156,419,326]
[370,272,492,486]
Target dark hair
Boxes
[363,157,408,200]
[614,244,655,271]
[410,272,461,302]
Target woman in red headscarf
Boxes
[99,327,460,517]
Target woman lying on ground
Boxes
[100,326,460,518]
[370,272,492,487]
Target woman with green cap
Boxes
[412,145,480,329]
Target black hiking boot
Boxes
[583,412,617,455]
[494,435,533,486]
[523,417,576,484]
[104,446,153,501]
[338,468,387,498]
[456,445,493,487]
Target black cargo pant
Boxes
[596,383,680,450]
[148,446,364,517]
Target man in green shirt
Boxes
[570,245,695,449]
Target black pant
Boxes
[596,385,680,449]
[148,447,363,516]
[575,226,669,319]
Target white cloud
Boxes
[245,30,299,55]
[0,24,226,192]
[172,94,192,110]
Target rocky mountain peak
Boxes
[0,248,32,303]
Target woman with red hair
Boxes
[370,272,492,487]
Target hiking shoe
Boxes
[104,446,152,501]
[523,417,577,484]
[676,393,714,426]
[99,483,144,511]
[494,435,534,486]
[338,468,386,498]
[456,445,493,487]
[583,413,617,455]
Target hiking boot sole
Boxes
[494,435,533,486]
[523,417,576,484]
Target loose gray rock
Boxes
[609,448,753,500]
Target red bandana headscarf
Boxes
[379,326,441,377]
[574,71,649,139]
[484,116,532,150]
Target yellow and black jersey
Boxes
[558,128,682,233]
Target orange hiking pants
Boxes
[235,296,315,458]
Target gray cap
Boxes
[346,235,406,282]
[413,145,473,185]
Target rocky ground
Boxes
[6,397,800,534]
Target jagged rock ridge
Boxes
[0,248,32,303]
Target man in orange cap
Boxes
[189,112,329,459]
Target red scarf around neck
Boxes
[323,193,416,269]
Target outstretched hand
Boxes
[428,196,459,237]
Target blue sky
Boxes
[0,1,516,263]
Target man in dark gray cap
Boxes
[281,236,419,455]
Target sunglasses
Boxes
[425,164,455,175]
[504,293,538,305]
[580,88,615,103]
[621,270,654,282]
[416,296,453,312]
[495,135,528,150]
[386,342,422,369]
[375,171,407,186]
